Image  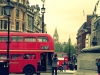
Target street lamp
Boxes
[41,0,45,33]
[92,36,97,46]
[3,1,14,74]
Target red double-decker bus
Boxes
[0,32,54,75]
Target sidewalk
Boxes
[57,70,76,74]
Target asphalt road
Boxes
[9,72,74,75]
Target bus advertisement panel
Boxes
[0,32,54,75]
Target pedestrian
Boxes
[59,64,63,72]
[52,54,58,75]
[96,58,100,75]
[68,61,74,70]
[63,60,67,72]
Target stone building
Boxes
[85,15,91,48]
[76,22,87,53]
[76,0,100,52]
[90,0,100,46]
[76,15,92,53]
[95,17,100,45]
[26,4,41,33]
[53,27,59,43]
[0,0,28,32]
[85,34,91,48]
[90,14,97,46]
[0,0,46,33]
[91,15,100,46]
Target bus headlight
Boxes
[41,46,49,50]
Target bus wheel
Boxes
[24,65,35,75]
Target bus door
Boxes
[46,52,53,72]
[40,53,46,71]
[40,52,53,72]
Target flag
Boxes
[83,10,85,16]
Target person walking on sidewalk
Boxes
[52,54,58,75]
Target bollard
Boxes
[37,61,41,75]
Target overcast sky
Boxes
[29,0,98,45]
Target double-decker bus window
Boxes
[24,54,36,59]
[11,36,23,42]
[0,36,8,41]
[0,54,7,60]
[11,54,22,60]
[24,37,36,42]
[38,36,48,42]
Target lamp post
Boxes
[3,0,14,74]
[92,36,97,46]
[41,0,45,33]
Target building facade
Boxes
[76,15,92,53]
[95,17,100,45]
[91,14,98,46]
[0,0,47,33]
[0,0,28,32]
[76,22,86,53]
[90,0,100,46]
[76,0,100,50]
[91,15,100,46]
[85,33,91,48]
[26,4,42,33]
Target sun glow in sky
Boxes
[29,0,98,45]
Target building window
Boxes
[16,9,19,18]
[32,17,34,30]
[0,7,3,15]
[22,24,25,31]
[3,9,7,15]
[4,20,7,29]
[28,15,30,28]
[23,0,25,5]
[16,22,19,30]
[0,20,3,29]
[22,12,25,20]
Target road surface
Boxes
[9,72,74,75]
